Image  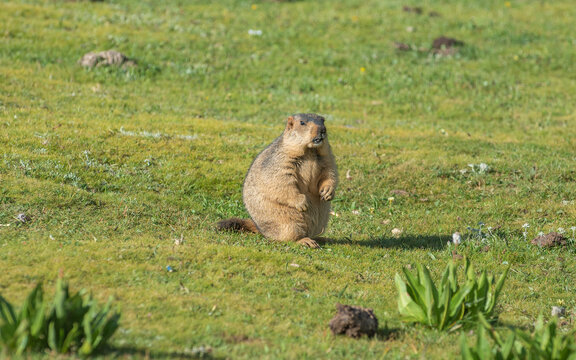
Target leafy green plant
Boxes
[0,279,120,357]
[464,260,509,322]
[0,283,47,354]
[395,258,508,330]
[460,316,520,360]
[515,316,576,360]
[461,314,576,360]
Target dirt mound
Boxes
[329,303,378,338]
[531,232,567,248]
[402,5,423,14]
[432,36,464,50]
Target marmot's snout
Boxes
[312,125,327,145]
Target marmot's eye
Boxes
[300,121,306,126]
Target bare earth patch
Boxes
[531,232,567,248]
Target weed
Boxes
[396,259,508,330]
[461,314,576,360]
[0,279,120,357]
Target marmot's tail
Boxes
[216,218,260,233]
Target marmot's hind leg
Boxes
[267,222,320,249]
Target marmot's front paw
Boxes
[295,194,308,212]
[319,185,335,201]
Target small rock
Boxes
[329,303,378,338]
[531,232,567,248]
[16,213,31,223]
[79,50,136,68]
[392,228,403,237]
[551,306,566,317]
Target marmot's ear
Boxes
[286,116,294,130]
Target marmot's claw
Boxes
[298,238,321,249]
[319,185,335,201]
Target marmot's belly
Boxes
[243,185,330,239]
[302,195,331,236]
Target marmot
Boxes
[217,113,338,248]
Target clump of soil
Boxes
[431,36,465,56]
[432,36,465,50]
[402,5,423,14]
[393,42,412,51]
[78,50,136,68]
[391,189,410,197]
[531,232,567,248]
[403,5,441,17]
[16,213,31,223]
[329,303,378,338]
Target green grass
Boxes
[1,0,575,358]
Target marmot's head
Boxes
[284,113,327,149]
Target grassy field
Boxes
[1,0,575,358]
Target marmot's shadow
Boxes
[325,235,450,250]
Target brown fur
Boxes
[216,218,259,233]
[218,113,338,248]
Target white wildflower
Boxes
[452,232,462,245]
[248,29,263,36]
[392,228,403,237]
[478,163,489,173]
